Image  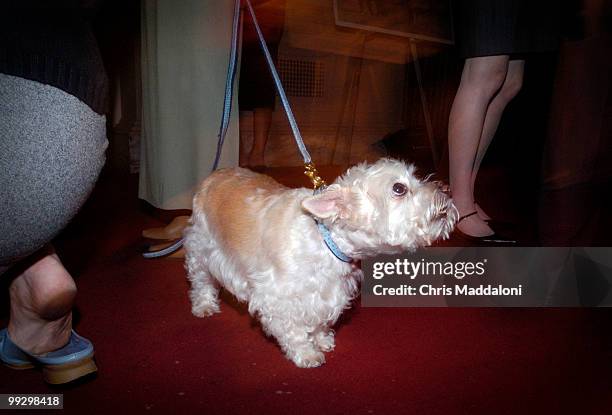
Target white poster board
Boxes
[333,0,454,45]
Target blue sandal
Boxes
[0,328,97,384]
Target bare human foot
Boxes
[7,248,75,355]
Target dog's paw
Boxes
[291,350,326,368]
[314,331,335,352]
[191,302,220,318]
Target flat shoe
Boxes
[0,328,97,384]
[141,215,190,241]
[0,328,34,369]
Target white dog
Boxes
[185,158,457,367]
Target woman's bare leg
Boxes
[471,59,525,220]
[449,55,509,237]
[248,107,272,166]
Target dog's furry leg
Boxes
[184,211,221,317]
[260,315,325,368]
[185,247,220,318]
[187,267,220,317]
[313,327,335,352]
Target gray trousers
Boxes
[0,74,108,265]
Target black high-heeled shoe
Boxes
[454,211,516,245]
[474,201,514,228]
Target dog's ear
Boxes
[301,185,347,219]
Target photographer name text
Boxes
[370,259,523,297]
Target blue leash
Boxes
[143,1,242,259]
[215,0,313,169]
[244,0,351,262]
[211,0,243,171]
[145,0,351,262]
[243,0,312,165]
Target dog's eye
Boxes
[392,182,408,197]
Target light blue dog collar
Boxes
[316,220,353,263]
[312,185,353,263]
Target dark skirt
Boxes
[238,0,285,111]
[456,0,560,58]
[0,74,107,265]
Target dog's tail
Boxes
[142,238,185,259]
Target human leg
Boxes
[471,59,525,220]
[0,74,106,382]
[448,55,509,237]
[248,107,272,166]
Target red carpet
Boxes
[1,172,611,414]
